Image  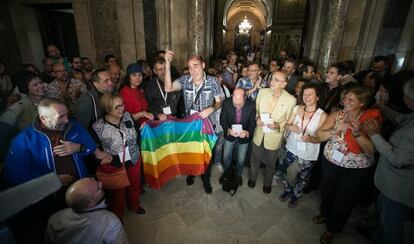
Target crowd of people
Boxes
[0,44,413,244]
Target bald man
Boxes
[248,71,296,194]
[46,178,129,244]
[220,88,256,188]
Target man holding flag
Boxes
[164,50,222,194]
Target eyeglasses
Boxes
[248,69,260,72]
[114,103,124,110]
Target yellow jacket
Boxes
[253,89,296,150]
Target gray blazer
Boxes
[372,105,414,208]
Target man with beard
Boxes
[46,63,87,116]
[81,57,94,82]
[108,64,122,91]
[70,56,84,82]
[145,57,181,120]
[4,98,99,186]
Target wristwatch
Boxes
[79,144,86,152]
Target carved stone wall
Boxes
[270,0,306,59]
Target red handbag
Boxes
[96,145,130,189]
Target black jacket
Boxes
[220,98,256,144]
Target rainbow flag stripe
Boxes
[141,114,217,189]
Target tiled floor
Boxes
[124,166,371,244]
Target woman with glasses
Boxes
[92,93,145,222]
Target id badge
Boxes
[332,149,344,163]
[118,146,132,162]
[190,109,198,115]
[163,106,172,115]
[297,141,307,151]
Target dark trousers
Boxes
[320,155,373,233]
[187,161,213,185]
[375,193,414,244]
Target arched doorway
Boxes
[220,0,272,62]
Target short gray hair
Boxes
[403,79,414,100]
[38,98,66,117]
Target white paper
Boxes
[232,124,242,136]
[263,118,274,133]
[232,124,242,132]
[118,146,132,163]
[297,141,307,151]
[163,106,172,115]
[332,149,344,163]
[190,109,198,115]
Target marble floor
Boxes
[124,166,372,244]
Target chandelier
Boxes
[238,16,252,35]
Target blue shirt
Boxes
[236,77,267,102]
[174,73,221,127]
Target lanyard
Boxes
[156,79,168,105]
[301,108,317,136]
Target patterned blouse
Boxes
[92,112,139,165]
[324,109,382,168]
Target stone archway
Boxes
[222,0,273,57]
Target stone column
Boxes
[317,0,350,76]
[8,3,44,70]
[395,0,414,71]
[188,0,206,57]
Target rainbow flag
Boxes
[140,114,217,189]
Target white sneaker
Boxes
[215,163,224,173]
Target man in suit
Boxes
[220,88,256,186]
[247,71,296,194]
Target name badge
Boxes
[297,141,307,151]
[163,106,172,115]
[118,146,132,162]
[190,109,198,115]
[332,149,344,163]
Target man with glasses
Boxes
[46,177,128,244]
[235,63,267,102]
[46,63,87,116]
[145,57,181,121]
[247,71,296,194]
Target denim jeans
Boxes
[375,193,414,244]
[213,132,224,164]
[222,139,250,176]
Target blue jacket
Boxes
[4,119,97,185]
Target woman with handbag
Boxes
[92,93,145,221]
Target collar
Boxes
[74,199,107,214]
[188,72,207,84]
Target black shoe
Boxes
[136,207,146,215]
[279,191,290,202]
[263,185,271,194]
[204,183,212,194]
[303,186,312,194]
[247,179,256,188]
[355,225,375,242]
[186,176,195,185]
[219,175,224,185]
[237,176,243,186]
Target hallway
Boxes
[124,167,370,244]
